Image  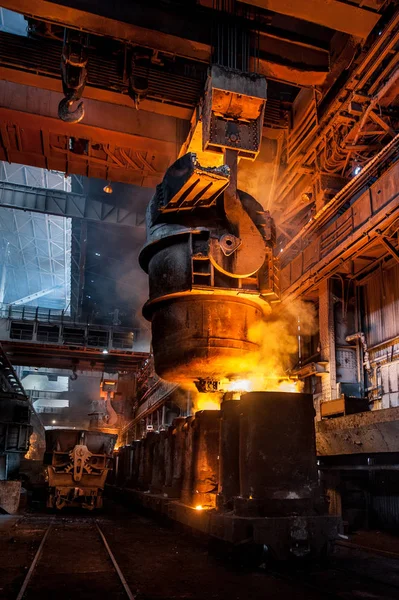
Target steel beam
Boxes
[274,11,399,213]
[2,0,331,86]
[380,236,399,264]
[127,382,179,429]
[239,0,380,39]
[0,67,193,121]
[318,279,337,403]
[0,81,182,153]
[280,159,399,302]
[0,81,185,186]
[1,340,149,372]
[0,181,148,232]
[4,0,211,62]
[10,286,62,306]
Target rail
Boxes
[16,521,136,600]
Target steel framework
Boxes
[0,162,72,311]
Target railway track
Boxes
[3,506,399,600]
[14,519,136,600]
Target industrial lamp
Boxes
[103,181,113,194]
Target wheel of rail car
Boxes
[55,495,66,510]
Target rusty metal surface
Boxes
[1,340,148,372]
[0,81,184,185]
[218,400,240,506]
[3,0,333,86]
[202,66,267,160]
[209,153,268,278]
[47,468,109,489]
[4,0,212,62]
[113,391,340,559]
[112,387,342,559]
[275,11,399,233]
[318,279,336,402]
[0,481,21,514]
[45,428,117,455]
[240,0,381,38]
[281,159,399,301]
[364,263,399,347]
[238,392,319,514]
[0,66,193,121]
[0,30,204,115]
[149,296,265,382]
[191,410,220,507]
[156,153,230,213]
[45,428,116,508]
[316,407,399,455]
[140,151,276,383]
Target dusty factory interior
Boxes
[1,0,399,598]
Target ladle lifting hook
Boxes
[58,29,88,123]
[58,96,85,124]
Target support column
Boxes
[319,278,337,402]
[324,472,342,518]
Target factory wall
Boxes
[363,263,399,409]
[364,263,399,346]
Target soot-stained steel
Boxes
[139,153,278,384]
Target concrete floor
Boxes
[0,515,21,533]
[1,501,399,599]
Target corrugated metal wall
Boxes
[364,264,399,346]
[371,495,399,530]
[370,472,399,531]
[364,264,399,409]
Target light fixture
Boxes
[52,420,56,424]
[103,181,113,194]
[102,349,109,354]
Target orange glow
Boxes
[220,302,315,395]
[194,393,221,411]
[186,301,314,411]
[25,432,43,460]
[195,504,203,511]
[224,374,301,394]
[226,378,251,392]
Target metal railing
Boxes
[1,307,140,352]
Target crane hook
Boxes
[58,97,85,123]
